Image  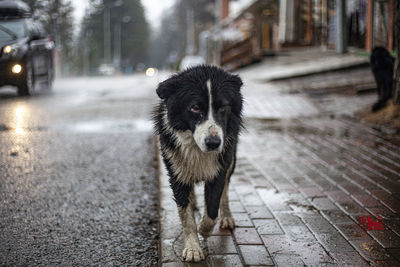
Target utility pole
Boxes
[186,8,195,55]
[335,0,347,54]
[215,0,222,65]
[104,6,111,63]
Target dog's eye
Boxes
[190,105,201,113]
[219,105,229,112]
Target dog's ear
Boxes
[226,74,243,91]
[156,76,180,100]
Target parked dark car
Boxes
[0,0,54,96]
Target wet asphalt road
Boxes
[0,74,164,266]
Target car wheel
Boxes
[43,65,53,91]
[17,63,35,96]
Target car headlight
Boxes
[2,44,19,56]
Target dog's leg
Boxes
[171,181,204,262]
[219,161,235,229]
[199,174,225,237]
[190,189,198,211]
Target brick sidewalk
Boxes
[157,71,400,266]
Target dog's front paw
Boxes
[198,216,217,238]
[220,216,235,229]
[182,243,205,262]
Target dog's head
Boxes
[156,65,243,153]
[371,46,394,67]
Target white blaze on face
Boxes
[193,80,224,152]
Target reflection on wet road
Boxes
[0,74,165,265]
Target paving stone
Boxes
[337,200,366,215]
[260,235,297,254]
[311,197,338,210]
[229,201,246,213]
[284,225,316,242]
[257,188,292,212]
[370,260,400,266]
[292,176,315,188]
[294,241,336,266]
[207,235,237,254]
[276,183,298,193]
[370,190,400,213]
[253,219,284,235]
[316,232,356,252]
[368,229,400,248]
[272,254,305,267]
[162,239,179,263]
[228,190,240,201]
[300,186,325,198]
[235,185,256,195]
[162,262,184,267]
[232,213,253,227]
[335,222,371,240]
[245,206,274,219]
[384,220,400,236]
[326,190,350,203]
[304,216,337,233]
[274,212,303,226]
[164,261,210,267]
[238,191,265,206]
[210,221,231,236]
[387,248,400,261]
[350,239,394,261]
[232,177,253,185]
[343,171,378,191]
[209,255,243,267]
[161,209,182,238]
[352,194,382,208]
[239,245,274,265]
[330,251,368,266]
[338,183,366,196]
[251,176,274,188]
[367,207,398,221]
[233,228,263,245]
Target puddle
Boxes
[260,188,318,214]
[285,199,318,213]
[67,119,153,133]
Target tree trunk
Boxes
[394,0,400,104]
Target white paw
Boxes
[219,216,235,229]
[182,244,205,262]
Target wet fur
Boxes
[153,65,243,262]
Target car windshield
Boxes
[0,20,27,42]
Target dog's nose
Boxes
[205,136,221,151]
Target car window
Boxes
[0,19,27,42]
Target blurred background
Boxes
[21,0,396,76]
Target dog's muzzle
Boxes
[194,122,224,153]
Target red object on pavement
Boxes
[358,216,384,231]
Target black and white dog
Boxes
[370,46,394,112]
[153,65,243,262]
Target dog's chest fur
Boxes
[162,127,221,185]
